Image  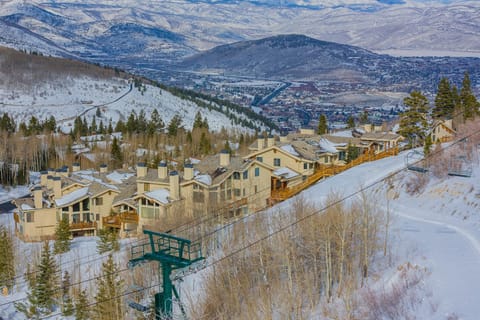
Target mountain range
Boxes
[0,0,479,72]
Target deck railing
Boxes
[271,147,398,201]
[102,211,139,228]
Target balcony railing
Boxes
[103,211,139,228]
[70,221,97,230]
[271,147,398,201]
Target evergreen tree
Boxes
[75,289,90,320]
[167,114,183,137]
[193,111,204,129]
[96,228,120,254]
[90,116,98,133]
[96,107,102,118]
[0,225,15,291]
[424,134,433,156]
[347,116,355,129]
[150,109,164,132]
[398,90,429,147]
[460,72,480,120]
[110,137,123,169]
[61,271,74,316]
[199,132,211,155]
[17,241,59,317]
[94,254,124,320]
[54,217,71,254]
[433,77,454,119]
[318,114,327,135]
[346,143,359,163]
[107,120,114,135]
[360,110,369,124]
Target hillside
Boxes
[177,34,480,86]
[0,47,273,132]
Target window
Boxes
[83,213,91,222]
[96,214,100,221]
[233,172,240,180]
[95,197,103,206]
[339,151,346,161]
[256,156,263,162]
[26,212,34,223]
[255,167,260,177]
[72,214,80,223]
[72,203,80,212]
[243,171,248,179]
[273,158,281,166]
[304,163,308,170]
[226,189,232,200]
[144,183,150,192]
[234,188,241,197]
[62,207,69,212]
[62,213,69,222]
[82,198,89,210]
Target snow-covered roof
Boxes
[106,171,135,184]
[195,174,212,186]
[55,187,89,207]
[331,130,354,138]
[21,203,34,210]
[273,167,299,179]
[281,144,300,157]
[319,138,341,153]
[144,189,170,205]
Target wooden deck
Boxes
[271,147,398,201]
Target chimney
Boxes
[40,171,48,187]
[137,163,147,178]
[169,171,180,200]
[257,137,265,150]
[33,186,43,209]
[267,134,275,147]
[280,134,288,143]
[220,149,230,167]
[47,168,55,177]
[61,165,69,177]
[55,168,63,177]
[53,176,62,199]
[99,164,108,173]
[72,162,81,172]
[46,175,53,189]
[158,161,168,180]
[184,163,194,180]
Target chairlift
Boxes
[405,150,428,173]
[127,284,151,313]
[448,138,473,178]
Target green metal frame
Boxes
[129,230,204,319]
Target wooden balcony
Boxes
[70,221,97,230]
[227,197,248,209]
[102,211,138,229]
[270,147,399,202]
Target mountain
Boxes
[178,34,384,81]
[0,0,479,74]
[0,46,273,132]
[177,34,480,88]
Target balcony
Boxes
[70,221,97,230]
[103,211,138,229]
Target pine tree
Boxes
[347,116,355,129]
[167,114,183,137]
[110,136,123,169]
[0,225,15,291]
[398,90,429,147]
[54,217,71,254]
[96,228,119,254]
[61,271,74,316]
[94,254,124,320]
[75,289,90,320]
[35,241,59,312]
[433,77,454,119]
[460,72,480,121]
[17,241,59,317]
[318,114,327,135]
[424,134,433,156]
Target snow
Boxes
[3,146,480,318]
[318,137,341,153]
[54,186,89,207]
[273,167,299,179]
[144,189,170,204]
[106,171,135,184]
[280,144,300,157]
[195,174,212,186]
[331,130,353,138]
[20,204,33,210]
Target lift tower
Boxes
[129,229,204,319]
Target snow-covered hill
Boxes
[0,0,479,64]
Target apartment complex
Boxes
[13,128,402,242]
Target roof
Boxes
[142,189,171,205]
[106,171,135,184]
[273,167,300,180]
[195,154,249,185]
[136,168,170,184]
[55,187,89,207]
[360,132,403,142]
[112,176,138,207]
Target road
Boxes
[394,205,480,319]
